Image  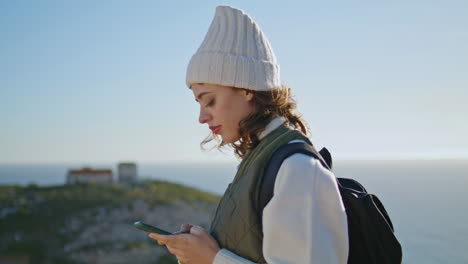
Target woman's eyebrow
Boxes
[195,92,211,102]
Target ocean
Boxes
[1,159,467,263]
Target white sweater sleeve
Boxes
[213,154,348,264]
[262,153,348,263]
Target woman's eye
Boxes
[205,99,215,107]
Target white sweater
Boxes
[213,117,349,264]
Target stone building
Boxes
[66,167,113,184]
[118,162,137,184]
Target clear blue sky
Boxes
[1,0,467,164]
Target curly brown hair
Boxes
[200,85,309,159]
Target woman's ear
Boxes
[244,90,254,101]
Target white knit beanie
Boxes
[186,5,281,91]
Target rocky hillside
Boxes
[0,180,220,264]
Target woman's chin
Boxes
[222,136,241,144]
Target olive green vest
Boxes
[209,125,311,262]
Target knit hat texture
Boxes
[186,5,281,91]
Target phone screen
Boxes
[133,221,172,235]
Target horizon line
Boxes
[1,156,468,166]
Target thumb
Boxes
[190,225,205,235]
[181,223,193,232]
[173,224,193,234]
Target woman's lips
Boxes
[209,125,222,134]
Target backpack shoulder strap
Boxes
[258,142,331,218]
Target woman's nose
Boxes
[199,108,211,124]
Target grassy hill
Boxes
[0,180,220,264]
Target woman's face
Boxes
[192,83,255,143]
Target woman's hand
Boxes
[149,225,220,264]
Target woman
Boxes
[149,5,348,264]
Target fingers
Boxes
[166,244,184,256]
[148,233,171,245]
[190,225,205,235]
[149,232,191,247]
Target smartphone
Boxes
[133,221,172,235]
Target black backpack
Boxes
[259,142,402,264]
